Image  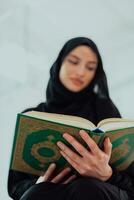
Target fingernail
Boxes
[106,137,109,141]
[63,133,68,137]
[107,138,112,145]
[57,141,62,146]
[79,130,85,134]
[67,167,71,171]
[51,163,56,167]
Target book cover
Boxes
[10,113,134,176]
[10,114,99,176]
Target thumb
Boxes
[103,137,112,157]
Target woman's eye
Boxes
[87,66,96,71]
[68,59,78,65]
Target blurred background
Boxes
[0,0,134,199]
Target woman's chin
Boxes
[67,85,84,93]
[62,81,84,92]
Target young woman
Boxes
[8,37,134,200]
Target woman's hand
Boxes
[36,163,77,184]
[57,130,113,181]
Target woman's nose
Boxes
[76,67,86,77]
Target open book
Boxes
[10,111,134,176]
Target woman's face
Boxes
[59,45,98,92]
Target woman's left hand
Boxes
[57,130,113,181]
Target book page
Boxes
[97,118,134,132]
[24,111,96,130]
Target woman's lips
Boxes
[70,78,84,86]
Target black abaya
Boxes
[8,37,134,200]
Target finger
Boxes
[51,167,71,183]
[57,141,81,163]
[62,133,89,157]
[60,150,82,173]
[43,163,56,181]
[62,174,77,184]
[79,130,101,156]
[103,137,112,157]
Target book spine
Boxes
[9,114,21,169]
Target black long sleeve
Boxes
[8,170,38,200]
[107,162,134,199]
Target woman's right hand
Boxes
[36,163,77,184]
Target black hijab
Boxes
[24,37,121,125]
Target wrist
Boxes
[101,166,113,181]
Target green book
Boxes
[10,111,134,176]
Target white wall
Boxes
[0,0,134,199]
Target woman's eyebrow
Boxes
[87,61,97,64]
[69,54,97,64]
[69,54,80,60]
